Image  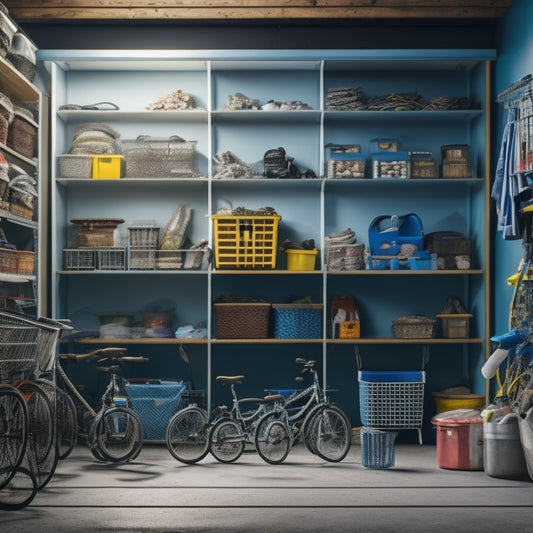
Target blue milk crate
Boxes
[272,304,323,339]
[126,380,187,441]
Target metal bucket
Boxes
[518,407,533,481]
[484,414,529,479]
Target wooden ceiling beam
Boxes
[2,1,513,21]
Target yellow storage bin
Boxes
[432,392,485,414]
[212,214,281,269]
[285,248,317,271]
[91,155,124,179]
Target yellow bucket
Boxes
[285,248,317,271]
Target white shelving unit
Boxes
[40,49,494,435]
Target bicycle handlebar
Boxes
[60,347,128,361]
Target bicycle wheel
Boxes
[0,465,38,511]
[254,413,291,465]
[307,405,351,462]
[35,379,78,460]
[91,406,143,463]
[17,381,59,490]
[0,386,29,491]
[166,406,210,464]
[208,418,244,463]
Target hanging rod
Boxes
[497,74,533,104]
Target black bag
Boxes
[263,147,300,178]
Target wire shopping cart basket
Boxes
[0,311,66,380]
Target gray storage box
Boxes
[122,135,197,178]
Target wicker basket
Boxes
[392,315,435,338]
[16,250,34,275]
[213,302,271,339]
[0,91,14,144]
[9,203,33,219]
[70,218,124,247]
[7,106,38,159]
[0,247,16,273]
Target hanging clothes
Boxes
[492,107,521,240]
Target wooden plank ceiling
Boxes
[2,1,514,22]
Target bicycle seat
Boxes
[97,347,128,358]
[216,375,245,386]
[238,397,270,405]
[263,394,285,404]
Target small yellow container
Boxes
[432,392,485,414]
[339,320,360,339]
[91,155,124,179]
[285,248,317,271]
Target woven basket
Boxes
[9,203,33,220]
[0,91,14,144]
[71,218,124,247]
[214,302,271,339]
[7,106,38,159]
[0,247,17,273]
[392,315,435,338]
[16,250,34,275]
[7,53,36,82]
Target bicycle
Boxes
[166,372,278,464]
[255,357,351,463]
[0,311,67,509]
[60,347,148,463]
[207,375,287,464]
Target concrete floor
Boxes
[3,443,533,533]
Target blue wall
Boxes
[493,0,533,336]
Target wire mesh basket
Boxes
[0,311,64,376]
[63,248,96,270]
[127,226,160,248]
[358,370,425,429]
[96,247,126,270]
[128,247,157,270]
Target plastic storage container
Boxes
[91,155,124,179]
[326,144,366,179]
[368,214,424,256]
[433,409,484,470]
[285,248,317,271]
[361,427,398,469]
[212,214,281,269]
[372,151,409,178]
[272,303,322,339]
[484,414,529,479]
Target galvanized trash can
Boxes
[518,406,533,481]
[483,413,529,479]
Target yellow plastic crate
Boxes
[212,214,281,269]
[91,155,124,179]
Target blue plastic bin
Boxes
[126,380,186,441]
